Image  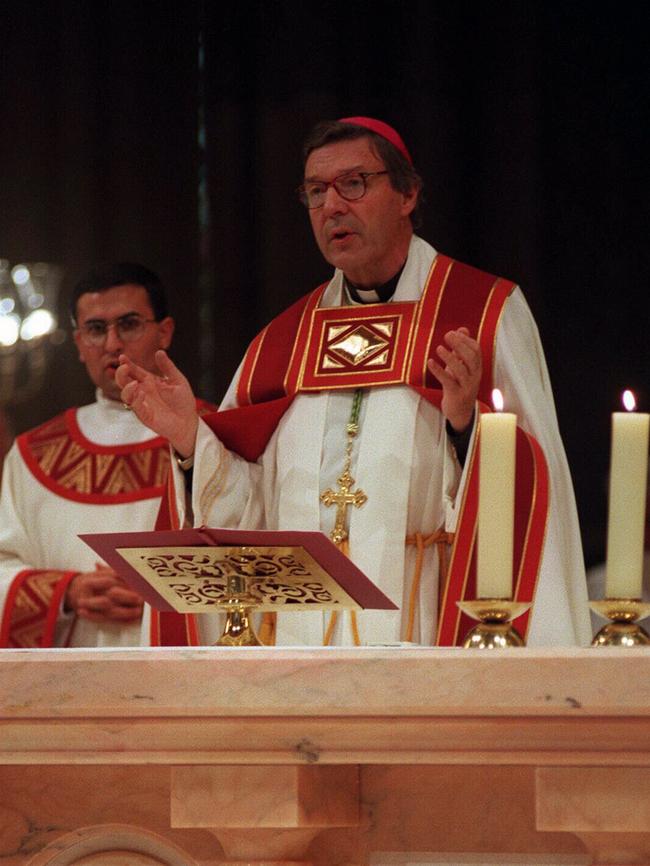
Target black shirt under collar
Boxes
[345,265,405,304]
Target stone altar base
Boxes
[0,648,648,865]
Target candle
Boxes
[605,390,649,598]
[477,389,517,598]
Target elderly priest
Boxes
[117,117,591,648]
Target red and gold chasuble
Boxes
[0,406,212,648]
[203,253,549,646]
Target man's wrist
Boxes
[174,450,194,471]
[171,415,199,460]
[445,409,475,468]
[446,409,474,435]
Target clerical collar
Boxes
[345,264,405,304]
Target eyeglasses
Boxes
[77,313,156,347]
[297,171,389,209]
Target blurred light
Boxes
[0,314,20,346]
[0,260,64,409]
[11,265,30,286]
[27,292,44,309]
[623,389,636,412]
[20,308,55,340]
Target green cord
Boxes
[347,389,363,436]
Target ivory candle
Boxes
[477,389,517,599]
[605,390,649,598]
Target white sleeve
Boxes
[0,444,40,611]
[444,408,478,532]
[190,418,264,528]
[170,361,266,530]
[494,288,591,646]
[0,444,80,645]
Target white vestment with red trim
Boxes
[176,236,591,647]
[0,393,165,647]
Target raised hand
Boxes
[116,350,199,456]
[427,327,482,433]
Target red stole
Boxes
[201,254,549,646]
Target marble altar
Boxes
[0,647,648,865]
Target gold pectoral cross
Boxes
[320,466,367,545]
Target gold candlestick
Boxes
[590,598,650,647]
[457,599,532,649]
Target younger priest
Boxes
[0,263,211,648]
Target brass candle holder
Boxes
[457,599,531,648]
[590,598,650,647]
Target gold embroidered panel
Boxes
[117,546,361,612]
[299,302,417,390]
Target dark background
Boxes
[1,1,647,564]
